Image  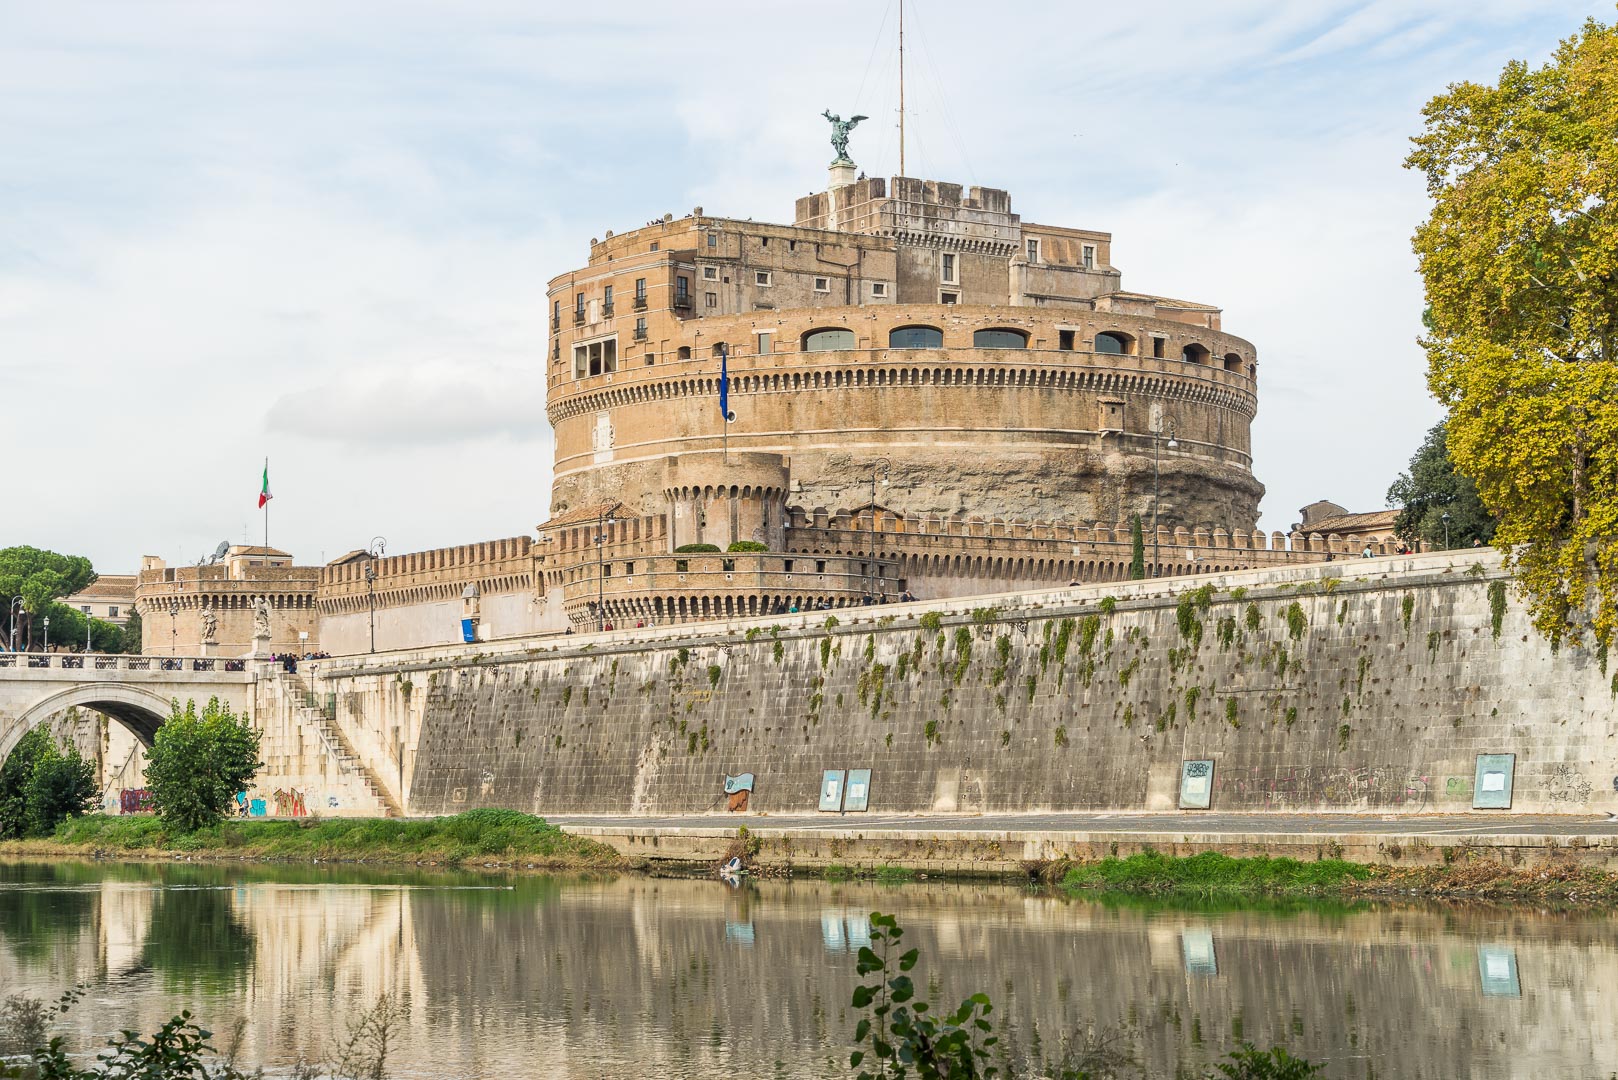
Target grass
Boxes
[1061,851,1373,896]
[1056,849,1618,905]
[8,809,630,870]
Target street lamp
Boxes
[867,459,891,602]
[8,597,22,652]
[42,615,50,654]
[1442,511,1451,550]
[1151,420,1179,577]
[365,536,386,654]
[595,512,617,631]
[169,601,179,657]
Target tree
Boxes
[0,547,96,652]
[23,603,124,653]
[1130,515,1146,580]
[0,728,97,839]
[144,697,263,832]
[1407,16,1618,648]
[120,608,144,654]
[1387,422,1497,549]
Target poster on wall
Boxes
[461,618,476,643]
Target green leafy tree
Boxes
[0,729,97,838]
[25,603,124,653]
[1129,516,1146,580]
[0,547,96,652]
[120,607,144,654]
[1407,16,1618,648]
[1386,422,1497,549]
[145,698,263,832]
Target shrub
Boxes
[727,540,768,553]
[673,543,721,554]
[145,697,264,832]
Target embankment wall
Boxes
[286,550,1618,817]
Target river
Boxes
[0,860,1611,1079]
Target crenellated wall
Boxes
[275,550,1618,818]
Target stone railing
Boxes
[0,653,250,674]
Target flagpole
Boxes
[263,457,269,551]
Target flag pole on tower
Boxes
[258,458,273,550]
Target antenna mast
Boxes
[898,0,906,176]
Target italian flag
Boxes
[257,460,273,508]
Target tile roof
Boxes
[1304,510,1400,534]
[536,502,622,532]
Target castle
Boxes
[139,155,1363,654]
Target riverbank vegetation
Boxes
[1051,850,1618,905]
[0,730,97,840]
[0,808,629,870]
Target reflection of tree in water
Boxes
[0,863,96,965]
[140,880,255,991]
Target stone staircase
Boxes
[278,672,403,818]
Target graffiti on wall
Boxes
[1546,764,1594,805]
[119,789,154,814]
[272,788,309,817]
[1213,765,1435,811]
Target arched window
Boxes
[1223,352,1244,374]
[889,325,943,349]
[677,346,692,361]
[711,342,728,358]
[802,328,855,352]
[1182,343,1210,364]
[1094,332,1133,355]
[973,328,1028,349]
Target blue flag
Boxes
[718,344,732,422]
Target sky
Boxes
[1,1,1604,572]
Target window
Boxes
[706,292,718,308]
[722,558,736,571]
[644,353,654,366]
[677,345,692,360]
[1095,332,1133,355]
[108,606,118,619]
[760,237,769,248]
[676,276,690,302]
[603,563,611,578]
[1081,244,1096,269]
[708,232,717,248]
[1152,337,1166,359]
[871,282,888,297]
[650,241,659,251]
[703,266,718,280]
[1058,329,1076,351]
[816,559,827,574]
[940,252,957,284]
[755,271,772,287]
[814,276,830,292]
[625,562,635,575]
[602,284,613,309]
[575,292,585,313]
[635,317,647,340]
[974,328,1028,349]
[803,328,855,351]
[1182,343,1211,364]
[1026,238,1040,263]
[552,299,560,323]
[939,291,959,304]
[712,342,728,357]
[81,605,91,613]
[783,559,794,573]
[572,336,619,377]
[1223,353,1244,374]
[889,325,943,348]
[788,239,797,251]
[757,331,773,354]
[634,278,647,300]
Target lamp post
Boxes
[168,601,179,657]
[365,536,386,654]
[8,597,21,652]
[86,612,92,653]
[43,615,50,654]
[1151,421,1179,577]
[867,459,891,601]
[1442,511,1451,550]
[595,512,617,631]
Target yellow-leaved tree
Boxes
[1407,15,1618,651]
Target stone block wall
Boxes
[289,550,1618,818]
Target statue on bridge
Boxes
[199,605,218,646]
[252,597,272,641]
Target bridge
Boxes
[0,652,258,762]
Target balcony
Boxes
[602,303,615,318]
[633,295,648,311]
[573,310,586,325]
[633,327,648,341]
[550,315,560,331]
[672,294,693,310]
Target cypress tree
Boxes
[1130,515,1146,580]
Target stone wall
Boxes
[288,550,1618,818]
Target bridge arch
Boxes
[0,683,178,765]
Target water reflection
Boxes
[0,860,1613,1079]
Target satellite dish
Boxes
[211,540,230,564]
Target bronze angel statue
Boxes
[822,110,867,163]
